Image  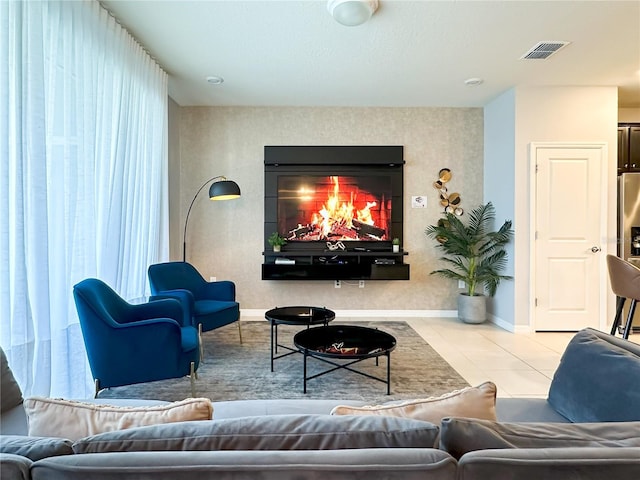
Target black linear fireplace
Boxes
[262,146,409,281]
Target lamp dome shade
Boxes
[209,179,241,200]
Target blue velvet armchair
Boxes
[148,262,242,357]
[72,278,200,397]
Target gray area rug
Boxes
[97,321,470,403]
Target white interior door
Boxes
[532,143,607,331]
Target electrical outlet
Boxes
[210,276,217,283]
[458,280,465,289]
[334,280,341,288]
[359,280,365,288]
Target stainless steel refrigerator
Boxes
[619,172,640,262]
[617,172,640,331]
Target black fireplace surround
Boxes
[262,146,410,281]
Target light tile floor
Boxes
[244,315,637,398]
[353,317,575,398]
[401,317,637,398]
[404,317,574,398]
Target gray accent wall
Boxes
[484,90,516,329]
[167,91,619,330]
[171,106,484,312]
[168,97,182,262]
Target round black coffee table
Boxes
[293,325,396,394]
[265,306,335,372]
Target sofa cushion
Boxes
[0,435,73,461]
[24,397,213,441]
[547,328,640,422]
[0,453,33,480]
[29,449,458,480]
[72,414,440,453]
[210,398,367,419]
[495,397,570,423]
[440,417,640,460]
[457,447,640,480]
[330,382,497,426]
[0,348,23,414]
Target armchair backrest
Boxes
[73,278,130,328]
[73,278,135,383]
[148,262,206,298]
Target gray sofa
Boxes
[2,327,640,479]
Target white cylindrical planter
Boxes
[458,294,487,324]
[392,244,400,253]
[273,245,281,252]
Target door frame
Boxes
[528,142,610,332]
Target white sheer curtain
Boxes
[0,0,169,398]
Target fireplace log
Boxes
[352,220,385,239]
[288,224,313,239]
[327,225,359,240]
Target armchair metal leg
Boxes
[189,361,197,397]
[94,379,101,399]
[237,320,243,344]
[198,323,204,363]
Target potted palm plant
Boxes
[425,202,513,323]
[268,232,287,252]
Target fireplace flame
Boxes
[292,176,384,241]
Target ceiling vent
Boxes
[520,41,570,60]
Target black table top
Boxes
[294,325,396,359]
[265,306,335,326]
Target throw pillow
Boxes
[0,348,23,413]
[440,417,640,460]
[72,414,440,453]
[330,381,497,426]
[547,328,640,422]
[23,397,213,441]
[0,435,73,461]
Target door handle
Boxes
[591,246,601,253]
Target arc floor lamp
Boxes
[183,176,241,261]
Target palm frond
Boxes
[466,202,493,238]
[425,201,514,297]
[429,268,465,282]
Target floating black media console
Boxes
[262,249,409,281]
[262,146,410,281]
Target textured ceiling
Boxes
[101,0,640,108]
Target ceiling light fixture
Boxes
[327,0,378,26]
[464,78,484,86]
[206,76,224,85]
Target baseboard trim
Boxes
[488,314,529,334]
[242,309,523,333]
[241,309,458,319]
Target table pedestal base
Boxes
[301,350,392,395]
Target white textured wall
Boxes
[483,86,618,331]
[514,87,618,329]
[174,107,484,312]
[618,108,640,123]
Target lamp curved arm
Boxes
[182,176,227,262]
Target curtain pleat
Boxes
[1,0,169,398]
